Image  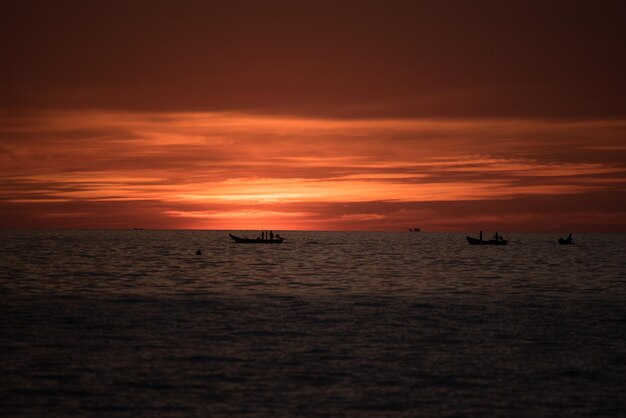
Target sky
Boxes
[1,0,625,231]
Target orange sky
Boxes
[2,111,625,231]
[1,1,626,231]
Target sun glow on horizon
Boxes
[1,111,625,231]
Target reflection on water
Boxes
[1,230,625,298]
[1,230,625,416]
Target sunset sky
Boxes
[2,0,625,231]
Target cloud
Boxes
[1,111,625,230]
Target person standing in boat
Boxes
[269,231,274,241]
[479,230,483,241]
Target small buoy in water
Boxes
[195,248,202,255]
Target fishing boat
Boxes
[466,236,508,245]
[558,236,574,245]
[229,233,284,244]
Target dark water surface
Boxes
[1,230,625,416]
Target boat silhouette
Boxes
[229,233,284,244]
[466,236,508,245]
[558,233,574,245]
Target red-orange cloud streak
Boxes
[1,111,625,231]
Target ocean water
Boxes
[1,230,625,416]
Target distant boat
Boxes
[466,236,508,245]
[133,227,144,230]
[558,234,574,245]
[409,228,420,232]
[229,233,284,244]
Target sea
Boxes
[1,230,625,417]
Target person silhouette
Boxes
[479,230,483,241]
[269,231,274,240]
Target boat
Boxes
[558,233,574,245]
[466,236,508,245]
[229,233,284,244]
[409,227,420,232]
